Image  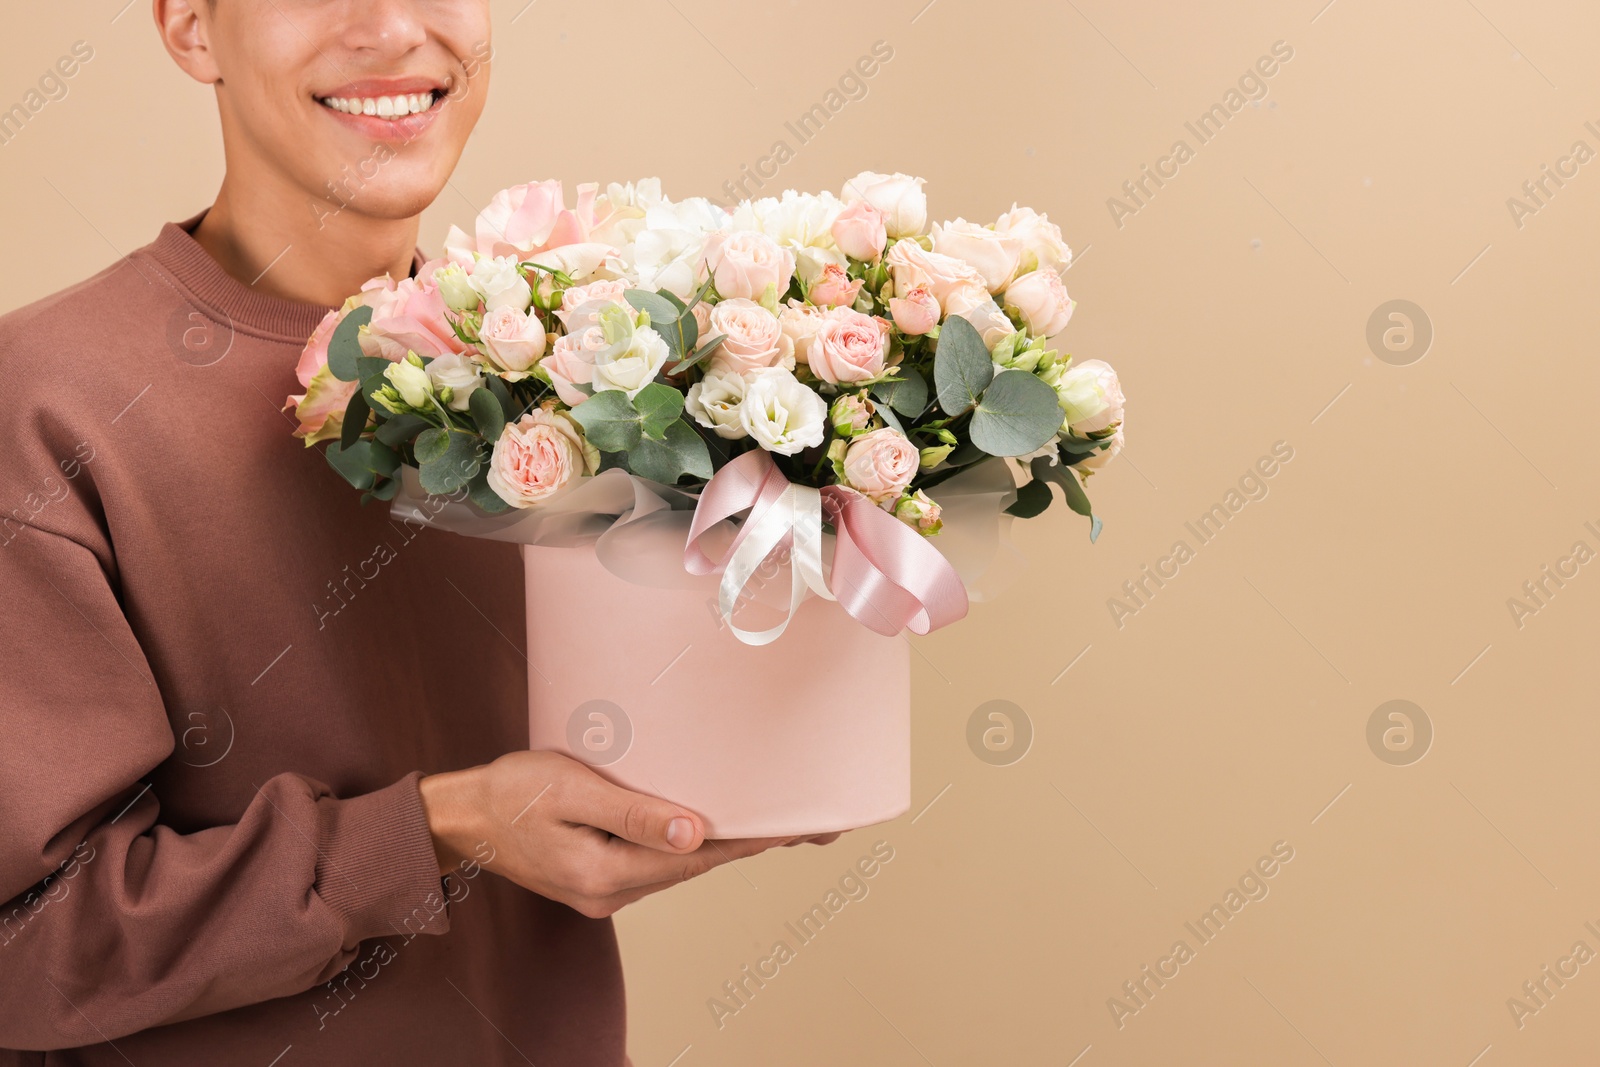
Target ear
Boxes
[154,0,221,85]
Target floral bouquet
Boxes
[289,172,1126,834]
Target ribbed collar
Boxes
[143,211,422,343]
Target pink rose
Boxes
[704,230,796,301]
[831,200,888,262]
[478,306,549,376]
[1003,268,1075,338]
[556,280,632,331]
[808,307,890,385]
[358,276,464,360]
[884,239,989,318]
[777,301,827,366]
[542,325,609,406]
[476,180,597,259]
[807,263,863,309]
[957,297,1019,353]
[888,283,940,335]
[691,300,714,340]
[486,404,598,507]
[706,299,790,375]
[842,427,919,506]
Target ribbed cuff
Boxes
[314,772,451,947]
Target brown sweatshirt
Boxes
[0,217,625,1066]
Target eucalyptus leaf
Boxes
[872,369,930,417]
[339,388,370,450]
[1030,454,1103,541]
[932,314,993,415]
[366,477,401,503]
[568,389,643,452]
[414,427,451,465]
[467,464,513,514]
[875,403,905,435]
[633,382,685,440]
[326,305,373,382]
[969,369,1065,457]
[325,440,376,490]
[624,289,685,350]
[417,432,481,495]
[667,332,727,375]
[375,413,429,450]
[485,375,517,423]
[468,387,506,441]
[357,356,392,406]
[628,419,712,484]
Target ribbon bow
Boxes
[684,450,970,646]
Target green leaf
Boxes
[1004,478,1053,518]
[628,419,712,484]
[367,441,401,478]
[357,356,393,406]
[1030,455,1103,541]
[366,477,401,503]
[1058,433,1112,454]
[932,314,993,415]
[667,333,727,375]
[414,427,451,465]
[872,369,930,417]
[875,403,905,435]
[327,305,373,382]
[625,289,685,346]
[970,370,1064,457]
[417,432,482,495]
[467,463,513,514]
[325,440,376,490]
[375,413,430,450]
[468,387,506,441]
[485,375,517,423]
[339,388,370,450]
[633,383,685,440]
[568,389,643,452]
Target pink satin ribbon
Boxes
[684,449,970,638]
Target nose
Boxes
[341,0,429,59]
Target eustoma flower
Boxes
[739,367,826,454]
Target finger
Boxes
[555,765,705,854]
[590,833,794,892]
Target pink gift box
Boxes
[522,542,911,839]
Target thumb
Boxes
[571,769,705,853]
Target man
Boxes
[0,2,810,1063]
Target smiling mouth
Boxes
[317,91,442,118]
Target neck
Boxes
[194,166,419,308]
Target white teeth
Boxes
[320,92,437,118]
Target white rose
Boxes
[739,366,827,455]
[469,255,533,312]
[593,325,670,399]
[684,365,750,440]
[841,171,928,239]
[425,352,484,412]
[633,197,730,299]
[1047,359,1125,436]
[1003,268,1076,338]
[433,263,480,311]
[993,204,1073,276]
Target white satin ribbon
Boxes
[716,482,837,646]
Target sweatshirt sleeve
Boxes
[0,522,451,1051]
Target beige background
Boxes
[7,0,1600,1063]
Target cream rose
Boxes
[1048,359,1125,435]
[486,405,599,507]
[777,301,828,365]
[841,171,928,238]
[1003,268,1076,338]
[884,239,989,317]
[477,306,548,377]
[931,219,1025,293]
[994,204,1073,275]
[830,200,888,262]
[704,230,796,301]
[705,299,790,376]
[684,365,750,440]
[842,427,919,507]
[739,366,827,455]
[808,307,890,385]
